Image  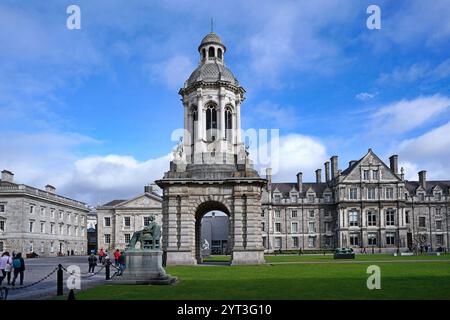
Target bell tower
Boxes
[156,32,266,266]
[179,32,246,167]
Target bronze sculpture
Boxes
[127,216,161,250]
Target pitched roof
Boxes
[101,199,127,207]
[405,181,450,195]
[271,182,330,197]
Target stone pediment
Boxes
[116,194,162,209]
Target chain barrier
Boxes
[1,266,59,291]
[0,261,116,300]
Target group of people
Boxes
[0,252,26,286]
[87,248,126,276]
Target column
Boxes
[219,93,226,140]
[197,95,203,141]
[235,99,242,144]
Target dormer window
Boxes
[435,193,442,201]
[418,193,425,201]
[363,170,369,180]
[274,195,281,203]
[291,195,298,203]
[373,170,379,180]
[308,195,315,203]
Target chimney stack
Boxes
[389,155,398,174]
[144,185,153,193]
[418,170,427,190]
[1,170,14,183]
[266,167,272,184]
[324,161,330,182]
[45,185,56,193]
[348,160,357,168]
[315,169,322,183]
[296,172,303,193]
[330,156,339,178]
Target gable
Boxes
[117,194,162,209]
[342,150,401,182]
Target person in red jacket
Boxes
[113,249,121,267]
[98,248,105,264]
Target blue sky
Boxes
[1,0,449,205]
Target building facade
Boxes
[96,186,162,251]
[261,150,450,253]
[0,170,89,257]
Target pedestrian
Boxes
[0,252,13,286]
[11,252,25,286]
[118,251,126,276]
[114,249,121,267]
[71,249,74,256]
[88,253,97,275]
[98,248,105,264]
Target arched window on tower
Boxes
[217,48,223,60]
[208,47,215,59]
[202,48,206,60]
[206,105,217,141]
[225,106,232,141]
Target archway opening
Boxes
[195,201,231,264]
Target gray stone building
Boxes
[0,170,89,257]
[262,149,450,253]
[96,186,162,252]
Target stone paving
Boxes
[1,255,113,300]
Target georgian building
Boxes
[96,186,162,251]
[261,149,450,253]
[0,170,89,256]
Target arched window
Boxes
[225,106,232,141]
[202,48,206,60]
[206,105,217,141]
[218,48,223,60]
[208,46,215,59]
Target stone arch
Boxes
[193,199,232,264]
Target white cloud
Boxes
[144,55,195,90]
[370,94,450,135]
[252,134,328,182]
[355,92,376,101]
[0,131,171,205]
[248,101,300,129]
[377,60,450,85]
[396,121,450,180]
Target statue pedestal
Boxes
[113,250,177,285]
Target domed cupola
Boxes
[184,32,239,88]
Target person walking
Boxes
[0,252,13,286]
[88,254,97,275]
[114,249,121,267]
[98,248,105,264]
[11,252,25,286]
[118,251,126,276]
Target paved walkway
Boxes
[1,256,112,300]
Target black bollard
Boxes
[105,264,110,280]
[67,289,76,300]
[57,264,63,296]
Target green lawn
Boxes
[73,257,450,300]
[202,253,450,263]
